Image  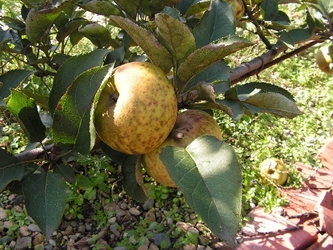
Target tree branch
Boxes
[229,40,321,85]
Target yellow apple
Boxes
[94,62,177,155]
[316,45,333,75]
[225,0,245,21]
[259,158,288,185]
[142,109,223,187]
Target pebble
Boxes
[14,205,23,213]
[143,199,154,210]
[188,226,199,234]
[120,203,128,210]
[114,247,127,250]
[148,243,159,250]
[109,224,120,238]
[28,223,41,232]
[77,224,86,233]
[64,225,73,235]
[0,207,8,220]
[4,220,14,228]
[148,233,171,248]
[32,233,44,245]
[85,223,92,231]
[19,225,31,236]
[129,207,141,216]
[15,236,31,250]
[184,244,196,250]
[145,208,156,223]
[116,208,127,217]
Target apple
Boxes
[225,0,245,21]
[142,109,223,187]
[259,158,288,185]
[316,45,333,75]
[94,62,177,155]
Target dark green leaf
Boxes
[160,135,242,245]
[56,18,90,42]
[177,0,198,15]
[193,0,236,48]
[0,149,25,192]
[49,49,110,113]
[78,23,112,48]
[317,0,333,18]
[177,36,252,83]
[25,2,68,43]
[101,142,127,165]
[261,0,278,21]
[185,0,211,17]
[279,31,294,48]
[53,163,75,183]
[22,171,68,239]
[52,64,113,154]
[7,89,46,143]
[113,0,141,18]
[184,60,230,93]
[155,13,196,65]
[0,70,33,99]
[122,155,148,203]
[109,16,173,73]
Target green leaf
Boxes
[224,82,302,118]
[52,64,113,154]
[243,92,303,118]
[122,155,149,203]
[177,36,252,83]
[49,49,110,114]
[155,13,196,65]
[25,2,68,43]
[113,0,141,18]
[7,89,46,143]
[193,0,236,48]
[185,0,211,17]
[22,171,68,239]
[109,15,173,73]
[0,149,25,192]
[76,175,94,189]
[160,135,242,245]
[184,60,230,93]
[80,0,121,16]
[56,18,90,42]
[0,70,33,99]
[279,31,294,48]
[78,23,112,48]
[261,0,279,21]
[317,0,333,18]
[53,163,75,183]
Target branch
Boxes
[15,144,54,162]
[229,40,321,85]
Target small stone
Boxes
[34,243,44,250]
[129,207,141,216]
[188,226,199,234]
[129,235,137,244]
[183,243,196,250]
[85,223,92,231]
[148,233,171,248]
[166,217,173,225]
[104,203,117,212]
[44,244,53,250]
[70,221,77,227]
[109,224,120,238]
[176,221,190,232]
[120,203,128,210]
[143,199,154,210]
[199,235,210,246]
[77,224,86,233]
[148,243,159,250]
[197,245,205,250]
[14,205,23,213]
[28,224,41,232]
[20,225,31,236]
[48,239,56,247]
[114,247,127,250]
[69,234,78,241]
[60,220,69,230]
[4,220,14,228]
[63,225,73,235]
[108,217,117,224]
[0,207,8,220]
[145,208,156,223]
[33,233,44,246]
[15,237,31,250]
[116,208,127,217]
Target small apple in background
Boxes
[225,0,245,20]
[142,109,223,187]
[259,158,288,185]
[94,62,177,155]
[316,44,333,75]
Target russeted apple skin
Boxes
[316,45,333,75]
[225,0,245,20]
[142,109,223,187]
[259,158,288,185]
[94,62,177,155]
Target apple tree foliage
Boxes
[0,0,332,245]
